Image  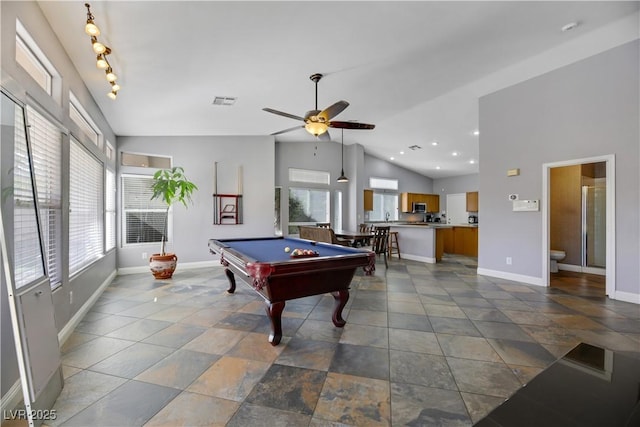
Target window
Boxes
[69,93,101,148]
[121,152,171,168]
[26,106,63,288]
[288,187,330,234]
[370,192,399,222]
[370,177,398,190]
[15,20,56,95]
[334,190,343,230]
[105,169,116,251]
[122,175,170,245]
[106,141,114,161]
[289,168,330,185]
[274,187,282,236]
[11,102,45,288]
[69,139,104,275]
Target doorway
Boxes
[542,155,615,297]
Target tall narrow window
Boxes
[105,169,116,251]
[12,103,45,287]
[26,106,62,288]
[69,139,104,275]
[122,175,169,245]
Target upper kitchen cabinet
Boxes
[425,194,439,213]
[401,193,439,213]
[364,189,373,211]
[466,191,478,212]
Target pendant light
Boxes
[337,129,349,183]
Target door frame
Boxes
[542,154,615,297]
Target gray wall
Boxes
[1,1,117,399]
[478,40,639,297]
[433,173,479,214]
[117,135,275,269]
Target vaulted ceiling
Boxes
[38,1,639,177]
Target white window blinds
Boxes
[13,103,45,288]
[122,175,169,245]
[26,106,62,287]
[105,169,116,251]
[69,139,104,274]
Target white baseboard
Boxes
[612,290,640,304]
[118,260,218,276]
[0,378,23,418]
[58,270,116,346]
[477,268,545,287]
[558,263,606,276]
[397,254,436,264]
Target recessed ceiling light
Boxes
[431,141,438,146]
[400,151,405,155]
[472,130,480,136]
[469,159,475,164]
[436,166,441,170]
[452,152,459,156]
[390,157,395,161]
[561,22,579,32]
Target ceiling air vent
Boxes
[408,145,422,150]
[212,96,236,106]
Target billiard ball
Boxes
[284,247,290,253]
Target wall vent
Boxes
[408,145,422,150]
[212,96,236,106]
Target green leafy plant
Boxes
[151,166,198,255]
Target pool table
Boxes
[208,236,375,345]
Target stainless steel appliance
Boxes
[412,202,427,213]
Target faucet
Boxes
[385,211,390,222]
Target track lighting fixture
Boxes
[85,3,120,99]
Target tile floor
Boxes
[46,255,639,426]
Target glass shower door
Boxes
[582,182,606,268]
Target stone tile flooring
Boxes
[46,255,639,426]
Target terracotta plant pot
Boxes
[149,253,178,279]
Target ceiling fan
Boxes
[263,73,375,140]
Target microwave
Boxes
[412,202,427,213]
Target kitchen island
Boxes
[368,223,478,263]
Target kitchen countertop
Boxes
[368,222,477,228]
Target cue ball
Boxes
[284,247,290,253]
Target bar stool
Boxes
[388,231,401,259]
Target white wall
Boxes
[433,173,479,215]
[117,135,275,269]
[478,40,639,300]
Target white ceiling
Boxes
[38,1,639,178]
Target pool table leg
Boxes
[224,268,236,294]
[331,289,349,327]
[265,301,285,346]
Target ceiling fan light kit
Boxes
[263,73,375,140]
[84,3,120,99]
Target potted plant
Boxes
[148,166,198,279]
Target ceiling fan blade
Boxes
[271,125,304,136]
[329,121,376,130]
[318,100,349,121]
[262,108,305,122]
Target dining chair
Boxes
[370,226,390,268]
[316,223,331,228]
[358,223,372,246]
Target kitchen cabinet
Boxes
[425,194,440,213]
[401,192,439,213]
[364,189,373,211]
[445,226,478,257]
[466,191,479,212]
[441,227,454,254]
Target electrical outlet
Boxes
[506,257,512,265]
[142,252,147,260]
[69,290,73,304]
